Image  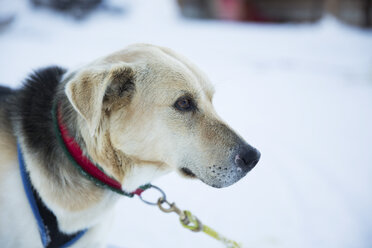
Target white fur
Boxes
[0,149,118,248]
[0,160,42,248]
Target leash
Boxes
[136,185,242,248]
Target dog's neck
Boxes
[12,67,160,233]
[55,102,152,197]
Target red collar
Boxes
[54,103,148,197]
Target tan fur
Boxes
[0,44,257,247]
[0,109,16,176]
[0,132,16,171]
[64,44,246,190]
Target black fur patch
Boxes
[14,66,66,148]
[10,66,69,179]
[0,85,13,100]
[0,86,14,132]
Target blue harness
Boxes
[18,143,87,248]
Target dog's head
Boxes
[65,44,260,191]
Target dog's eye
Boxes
[174,96,194,111]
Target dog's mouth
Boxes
[179,163,251,188]
[180,167,197,178]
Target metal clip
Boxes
[137,185,203,232]
[137,185,240,246]
[157,198,203,232]
[157,197,186,220]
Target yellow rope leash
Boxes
[157,198,242,248]
[180,210,242,248]
[137,185,242,248]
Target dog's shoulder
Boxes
[0,66,67,175]
[12,66,67,147]
[0,66,69,247]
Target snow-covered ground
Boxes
[1,0,372,247]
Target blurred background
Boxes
[1,0,372,248]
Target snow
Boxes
[1,0,372,247]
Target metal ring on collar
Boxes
[138,185,167,205]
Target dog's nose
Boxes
[235,147,261,171]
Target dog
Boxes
[0,44,260,247]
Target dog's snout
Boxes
[235,147,261,170]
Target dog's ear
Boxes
[65,64,135,136]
